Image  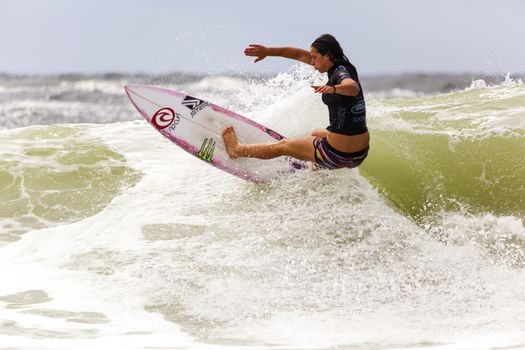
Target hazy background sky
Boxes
[1,0,524,75]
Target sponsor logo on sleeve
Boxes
[351,100,366,114]
[352,116,365,123]
[182,95,210,117]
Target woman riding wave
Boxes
[222,34,370,170]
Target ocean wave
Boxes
[0,101,523,348]
[2,70,523,230]
[0,125,142,241]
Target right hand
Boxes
[244,44,268,63]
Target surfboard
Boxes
[124,84,307,183]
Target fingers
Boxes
[244,45,259,52]
[311,85,333,94]
[244,44,266,63]
[244,49,260,56]
[244,44,264,56]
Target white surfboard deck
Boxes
[125,84,307,183]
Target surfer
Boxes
[222,34,369,169]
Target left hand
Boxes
[311,85,335,94]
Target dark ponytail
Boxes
[311,33,359,82]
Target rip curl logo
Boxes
[168,112,182,131]
[151,108,175,129]
[182,95,210,117]
[197,138,215,162]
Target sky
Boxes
[1,0,524,75]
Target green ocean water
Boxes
[0,125,142,241]
[361,81,525,221]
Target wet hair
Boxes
[311,34,359,81]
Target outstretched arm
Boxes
[244,44,312,65]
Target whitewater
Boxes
[0,67,524,350]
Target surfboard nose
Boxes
[124,84,148,104]
[124,84,135,99]
[124,84,139,95]
[124,84,161,100]
[124,84,147,94]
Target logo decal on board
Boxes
[151,107,175,129]
[182,95,210,117]
[168,112,182,131]
[182,96,205,110]
[197,138,216,163]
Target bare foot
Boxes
[222,126,241,159]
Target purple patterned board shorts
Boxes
[313,137,369,169]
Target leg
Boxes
[222,126,316,162]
